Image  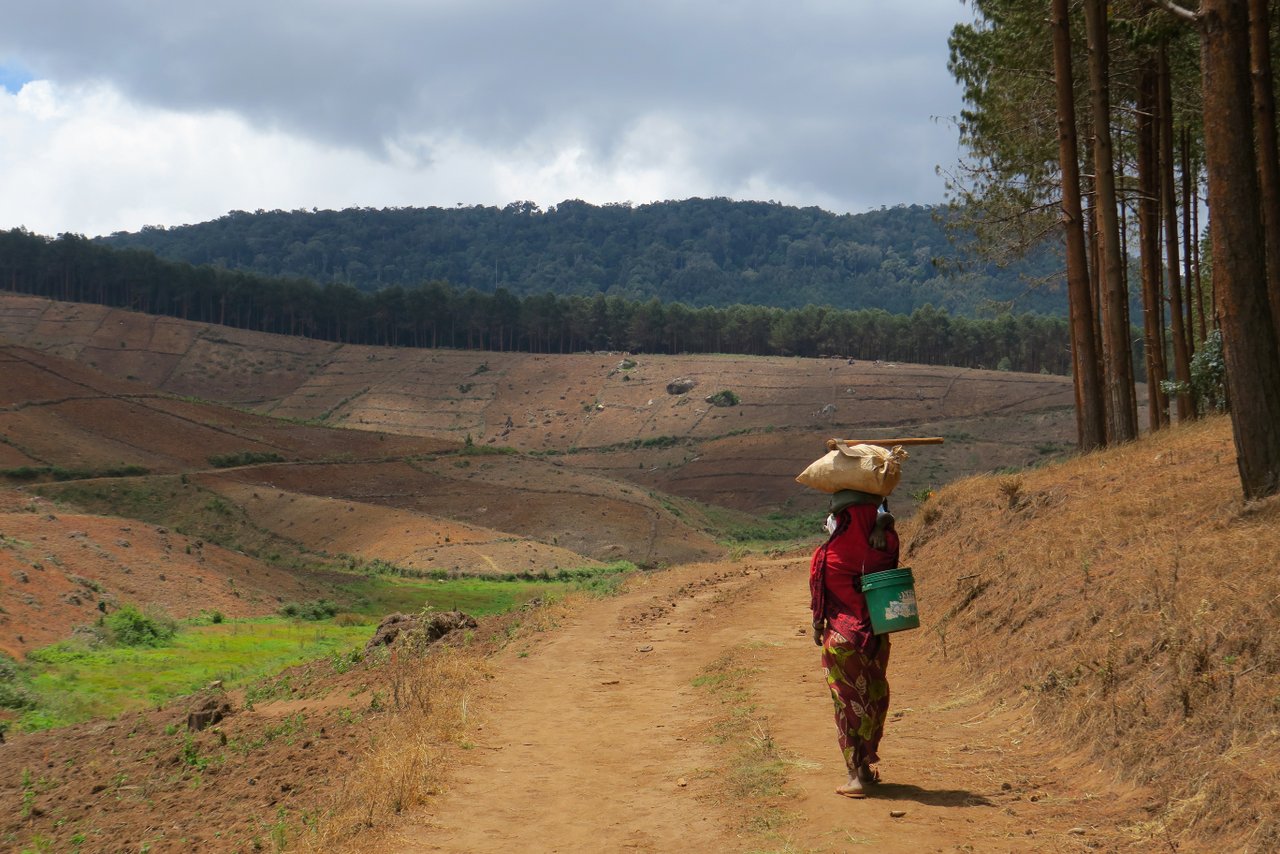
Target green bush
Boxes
[0,655,35,710]
[207,451,285,468]
[192,609,225,625]
[705,390,741,407]
[1161,329,1226,414]
[724,513,820,542]
[0,466,44,480]
[2,464,150,481]
[279,599,339,621]
[458,443,518,456]
[105,605,178,647]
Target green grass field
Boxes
[9,565,636,731]
[19,619,370,729]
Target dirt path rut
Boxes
[393,558,1124,853]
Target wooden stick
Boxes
[826,437,946,450]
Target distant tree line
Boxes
[96,199,1073,317]
[0,228,1078,372]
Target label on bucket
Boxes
[884,589,918,621]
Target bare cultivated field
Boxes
[0,293,1088,514]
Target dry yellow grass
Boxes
[298,597,575,852]
[902,414,1280,851]
[298,646,486,852]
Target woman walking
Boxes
[809,488,898,798]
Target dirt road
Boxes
[393,558,1129,853]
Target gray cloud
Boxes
[1,1,965,216]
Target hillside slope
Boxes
[0,343,728,651]
[0,490,336,660]
[0,293,1090,515]
[901,415,1279,851]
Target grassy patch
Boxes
[279,599,340,621]
[693,651,796,840]
[17,618,369,730]
[338,563,634,617]
[720,512,823,546]
[301,647,483,851]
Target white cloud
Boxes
[0,81,484,235]
[1,78,919,237]
[0,2,966,236]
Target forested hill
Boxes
[97,199,1067,316]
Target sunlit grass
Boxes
[338,562,635,616]
[340,575,572,616]
[21,618,369,729]
[15,566,636,732]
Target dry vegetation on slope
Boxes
[902,415,1280,851]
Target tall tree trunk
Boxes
[1086,144,1106,397]
[1249,0,1280,349]
[1180,126,1197,349]
[1052,0,1107,450]
[1085,0,1139,441]
[1137,57,1171,429]
[1158,47,1195,421]
[1190,139,1209,337]
[1200,0,1280,498]
[1119,186,1142,432]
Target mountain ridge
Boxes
[96,198,1068,316]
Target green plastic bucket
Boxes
[862,567,920,634]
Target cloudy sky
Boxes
[0,1,970,238]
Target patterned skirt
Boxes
[821,629,891,772]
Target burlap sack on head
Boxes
[795,443,908,496]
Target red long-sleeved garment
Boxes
[809,503,899,652]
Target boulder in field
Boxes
[666,377,697,395]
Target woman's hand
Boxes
[812,622,824,647]
[868,512,895,550]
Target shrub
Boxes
[724,513,818,542]
[459,443,517,457]
[207,450,285,468]
[2,464,150,481]
[105,605,178,647]
[279,599,339,621]
[1163,329,1227,415]
[705,389,741,407]
[0,466,44,480]
[0,655,35,710]
[193,609,225,625]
